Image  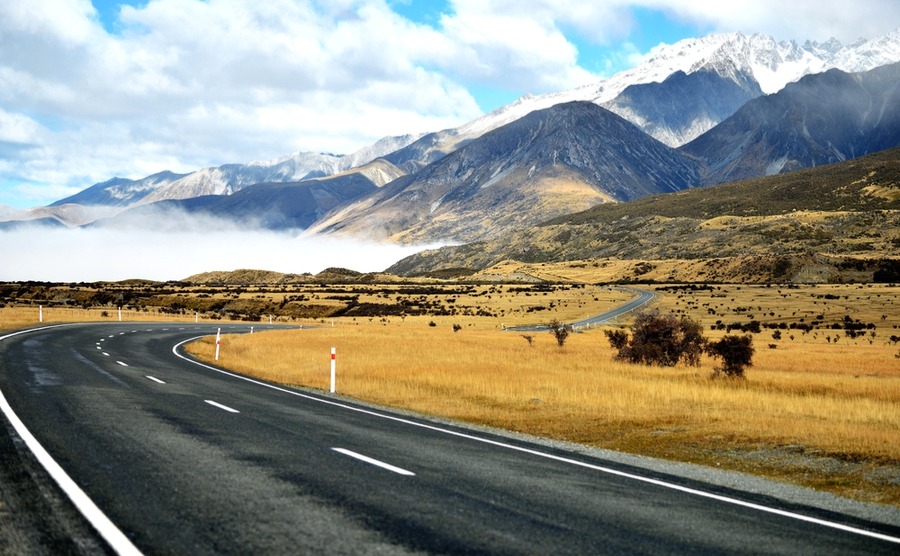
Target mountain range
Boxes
[387,146,900,281]
[3,30,900,259]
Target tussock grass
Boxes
[5,279,897,505]
[187,308,900,505]
[0,306,223,333]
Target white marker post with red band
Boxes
[330,347,336,393]
[215,328,221,361]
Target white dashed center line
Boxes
[332,448,415,476]
[145,376,166,384]
[204,400,239,413]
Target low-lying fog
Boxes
[0,215,437,282]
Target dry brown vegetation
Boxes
[182,281,900,506]
[4,273,898,505]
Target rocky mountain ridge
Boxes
[307,101,702,243]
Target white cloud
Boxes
[0,0,484,207]
[0,220,436,282]
[637,0,899,43]
[0,0,896,211]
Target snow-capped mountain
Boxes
[460,30,900,147]
[21,28,900,231]
[366,29,900,171]
[683,62,900,183]
[137,133,425,205]
[50,171,187,208]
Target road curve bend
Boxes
[0,322,898,554]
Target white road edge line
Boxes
[0,325,143,556]
[173,335,900,546]
[146,376,166,384]
[332,447,415,476]
[204,399,239,413]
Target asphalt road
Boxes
[506,286,656,332]
[1,322,898,554]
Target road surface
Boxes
[507,286,656,332]
[0,322,898,554]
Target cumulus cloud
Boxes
[0,0,483,207]
[0,0,896,210]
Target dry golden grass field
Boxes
[182,281,900,507]
[3,276,898,506]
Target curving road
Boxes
[0,322,898,554]
[507,286,656,332]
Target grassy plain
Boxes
[3,275,898,504]
[184,281,900,506]
[0,305,207,333]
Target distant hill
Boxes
[388,147,900,282]
[183,267,402,285]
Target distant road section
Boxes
[507,286,655,332]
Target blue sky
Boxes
[0,0,897,209]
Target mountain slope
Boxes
[50,171,187,208]
[49,134,420,215]
[136,135,418,206]
[91,159,402,230]
[339,30,900,182]
[682,62,900,184]
[601,69,763,146]
[308,101,702,244]
[387,147,900,276]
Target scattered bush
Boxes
[707,335,754,377]
[604,329,629,350]
[606,311,705,367]
[547,319,570,347]
[521,335,534,347]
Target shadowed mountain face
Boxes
[682,62,900,184]
[308,101,702,244]
[90,171,381,231]
[603,69,763,147]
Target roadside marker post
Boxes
[250,326,254,334]
[215,328,221,361]
[39,305,43,323]
[330,347,336,393]
[118,307,122,322]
